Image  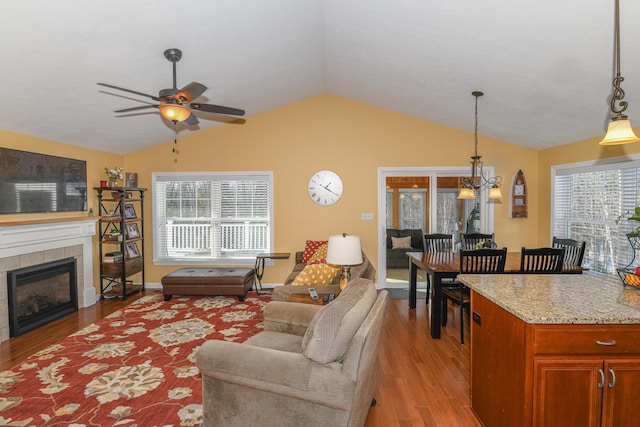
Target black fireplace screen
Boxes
[7,257,78,337]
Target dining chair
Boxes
[519,247,566,273]
[423,233,455,304]
[460,233,495,250]
[552,237,586,267]
[441,247,507,344]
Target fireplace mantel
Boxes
[0,217,98,341]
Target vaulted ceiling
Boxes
[1,0,639,155]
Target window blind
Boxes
[552,157,640,274]
[152,172,273,265]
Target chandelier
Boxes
[600,0,639,145]
[458,91,502,200]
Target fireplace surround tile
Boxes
[0,218,97,343]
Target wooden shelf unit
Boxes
[509,169,528,218]
[95,186,146,299]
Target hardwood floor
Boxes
[0,292,481,426]
[0,293,146,370]
[364,295,482,427]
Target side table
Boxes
[254,252,290,294]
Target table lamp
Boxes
[326,233,363,290]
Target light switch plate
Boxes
[361,212,374,220]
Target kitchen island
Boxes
[457,273,640,427]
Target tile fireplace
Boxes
[0,218,97,342]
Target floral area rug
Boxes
[0,291,270,426]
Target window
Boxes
[552,156,640,274]
[398,188,426,229]
[153,172,273,264]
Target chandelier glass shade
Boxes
[600,0,640,145]
[458,91,503,200]
[158,102,191,122]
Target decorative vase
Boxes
[109,180,119,188]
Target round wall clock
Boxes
[308,170,343,205]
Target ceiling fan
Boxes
[98,48,245,126]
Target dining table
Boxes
[407,251,583,339]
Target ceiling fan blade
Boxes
[177,82,207,103]
[97,83,161,102]
[184,112,200,126]
[114,105,158,113]
[191,103,245,116]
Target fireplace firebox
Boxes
[7,257,78,337]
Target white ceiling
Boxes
[1,0,639,155]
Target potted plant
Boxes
[105,227,121,241]
[625,206,640,235]
[104,166,124,187]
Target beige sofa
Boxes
[271,250,376,301]
[196,278,389,427]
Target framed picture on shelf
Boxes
[514,184,525,196]
[125,172,138,188]
[125,242,140,259]
[125,222,140,239]
[124,203,137,219]
[514,198,525,206]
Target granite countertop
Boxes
[457,273,640,324]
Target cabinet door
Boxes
[533,359,603,427]
[601,359,640,427]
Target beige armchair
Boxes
[196,278,389,427]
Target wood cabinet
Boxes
[95,187,146,299]
[471,292,640,427]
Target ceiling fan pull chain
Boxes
[173,122,178,159]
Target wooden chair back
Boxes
[459,247,507,273]
[552,237,586,267]
[520,247,566,273]
[461,233,495,250]
[424,233,455,253]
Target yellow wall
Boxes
[537,133,640,244]
[127,94,539,285]
[1,95,541,289]
[6,94,640,290]
[0,129,123,292]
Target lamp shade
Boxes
[599,118,640,145]
[488,185,502,200]
[158,103,192,122]
[457,187,476,200]
[326,234,363,266]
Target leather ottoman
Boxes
[161,268,255,301]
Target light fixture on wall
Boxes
[326,233,363,290]
[600,0,640,145]
[458,91,503,200]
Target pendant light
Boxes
[458,91,503,200]
[600,0,640,145]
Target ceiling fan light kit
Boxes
[600,0,640,145]
[98,48,245,128]
[158,102,191,122]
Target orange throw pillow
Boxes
[302,240,328,263]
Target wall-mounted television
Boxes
[0,147,87,214]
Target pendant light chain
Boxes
[610,0,628,117]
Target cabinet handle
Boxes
[595,339,617,346]
[597,369,605,388]
[608,368,616,388]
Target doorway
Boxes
[378,167,496,288]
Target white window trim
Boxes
[152,171,274,266]
[551,153,640,275]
